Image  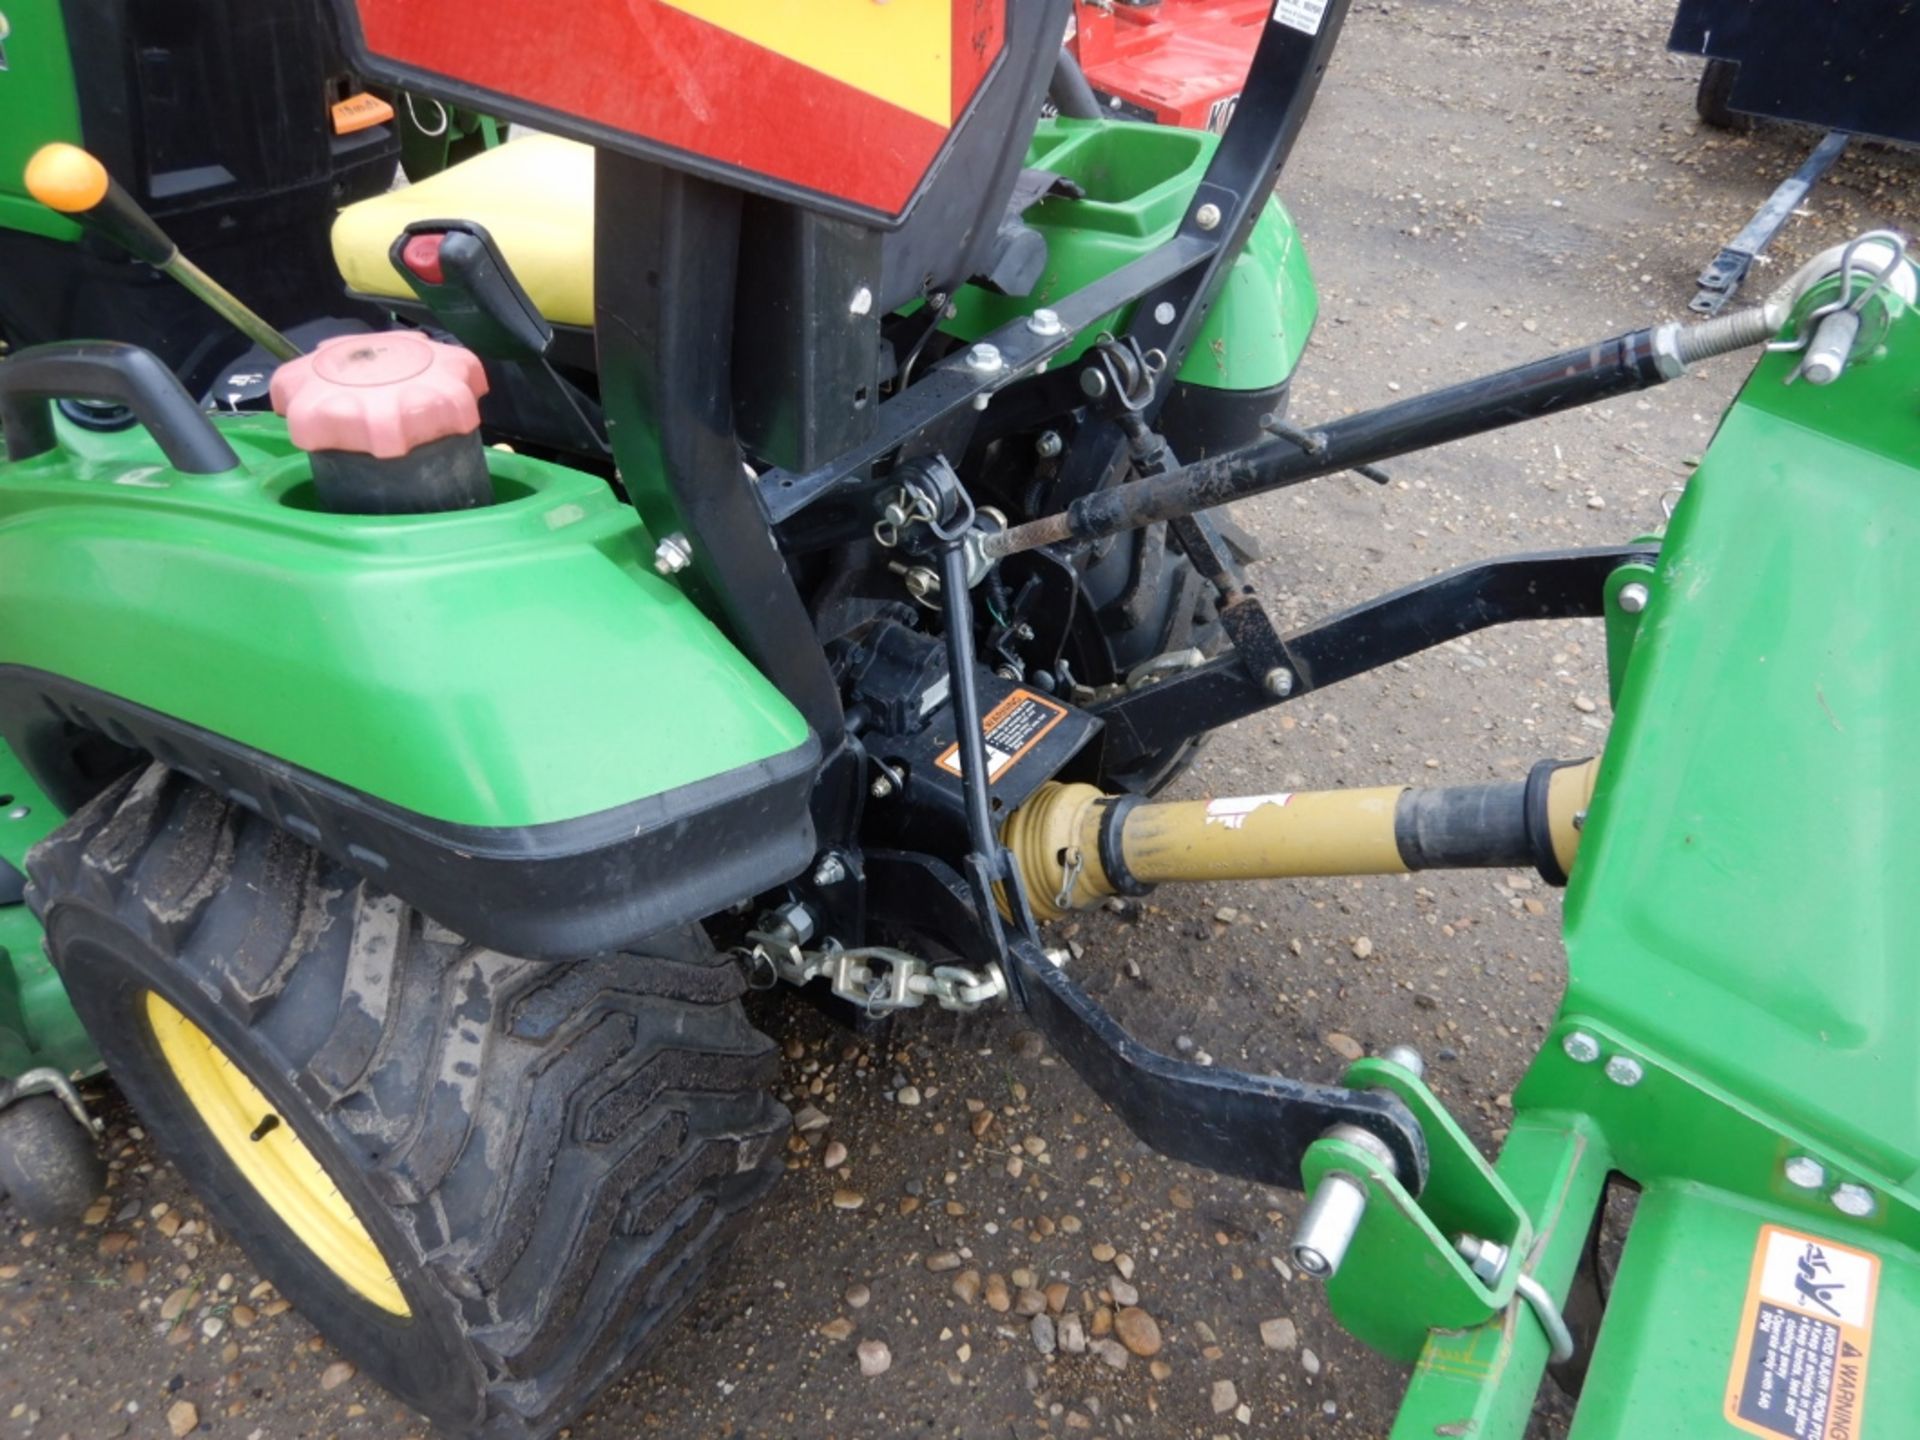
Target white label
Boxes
[1272,0,1328,36]
[1203,793,1293,830]
[1756,1229,1875,1330]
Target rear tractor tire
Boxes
[26,764,788,1438]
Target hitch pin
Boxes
[1291,1045,1425,1278]
[1290,1123,1398,1278]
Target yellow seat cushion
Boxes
[331,134,596,328]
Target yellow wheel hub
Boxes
[145,992,410,1316]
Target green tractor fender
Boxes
[0,404,819,960]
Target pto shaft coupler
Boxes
[983,310,1776,562]
[1005,759,1597,922]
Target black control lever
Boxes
[389,220,554,363]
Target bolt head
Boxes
[1079,367,1109,399]
[1784,1156,1828,1190]
[6,806,28,821]
[1026,307,1064,337]
[1152,301,1177,326]
[849,285,874,317]
[870,776,895,799]
[1832,1183,1876,1217]
[1617,581,1650,614]
[1562,1031,1601,1064]
[1604,1054,1645,1087]
[1454,1235,1508,1285]
[652,533,692,575]
[965,342,1004,374]
[1194,202,1223,231]
[1264,668,1294,698]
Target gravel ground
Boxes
[4,4,1918,1438]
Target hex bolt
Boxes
[1381,1044,1426,1080]
[1027,308,1065,337]
[870,775,896,799]
[1194,201,1223,231]
[1264,668,1295,698]
[1562,1031,1601,1064]
[1292,1173,1369,1279]
[1454,1234,1509,1286]
[1832,1183,1877,1218]
[1784,1156,1828,1191]
[1035,430,1064,459]
[1616,581,1650,614]
[1604,1055,1645,1087]
[652,532,693,575]
[965,342,1004,375]
[811,854,848,887]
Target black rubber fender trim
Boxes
[0,666,819,959]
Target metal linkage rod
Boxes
[984,314,1773,562]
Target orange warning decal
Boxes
[1725,1224,1877,1440]
[935,689,1069,784]
[331,93,396,135]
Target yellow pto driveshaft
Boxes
[1005,759,1598,921]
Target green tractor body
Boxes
[4,0,1920,1436]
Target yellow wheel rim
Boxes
[145,992,410,1316]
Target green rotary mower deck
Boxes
[1309,281,1920,1439]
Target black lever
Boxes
[389,220,553,363]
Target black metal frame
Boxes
[1095,545,1660,772]
[583,0,1665,1194]
[757,2,1354,528]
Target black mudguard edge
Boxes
[0,667,819,960]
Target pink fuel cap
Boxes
[270,332,488,459]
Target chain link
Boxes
[739,932,1007,1015]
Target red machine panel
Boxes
[1070,0,1268,132]
[334,0,1006,222]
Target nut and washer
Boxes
[1783,1156,1828,1191]
[965,342,1004,375]
[1604,1055,1644,1087]
[1264,668,1295,698]
[869,775,895,799]
[652,532,694,575]
[1194,202,1223,231]
[1562,1031,1602,1064]
[1616,581,1650,614]
[1027,308,1065,337]
[1035,430,1064,459]
[811,854,848,887]
[1832,1183,1876,1218]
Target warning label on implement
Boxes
[935,689,1068,784]
[1726,1225,1877,1439]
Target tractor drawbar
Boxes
[1004,759,1597,921]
